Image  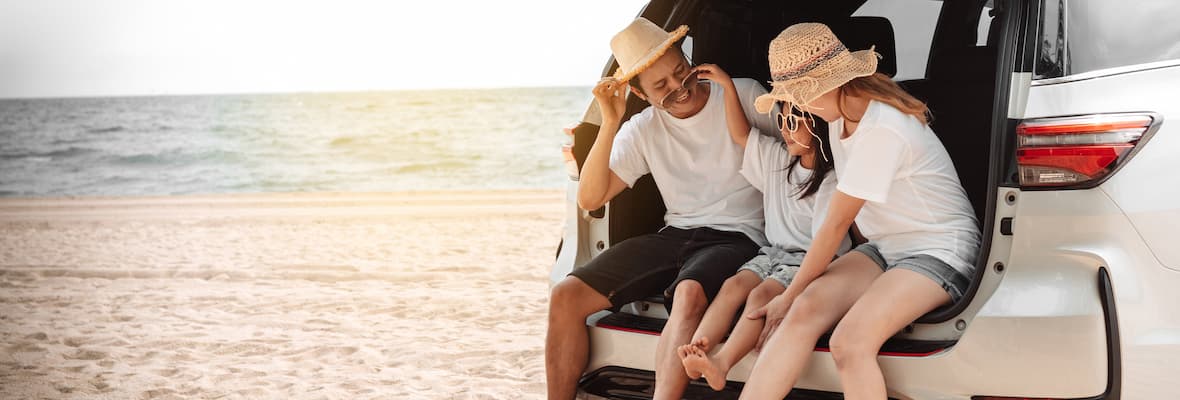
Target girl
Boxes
[739,23,980,399]
[674,62,850,391]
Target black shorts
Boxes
[568,226,759,309]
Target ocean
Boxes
[0,87,592,197]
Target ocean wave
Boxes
[86,126,125,134]
[0,146,97,161]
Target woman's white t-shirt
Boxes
[609,78,777,246]
[740,132,850,265]
[829,100,980,276]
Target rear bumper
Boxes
[581,269,1114,400]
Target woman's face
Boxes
[801,89,841,122]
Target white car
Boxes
[553,0,1180,398]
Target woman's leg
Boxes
[828,268,951,400]
[683,278,784,390]
[738,252,883,400]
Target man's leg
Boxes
[653,279,710,400]
[547,231,684,400]
[546,277,612,400]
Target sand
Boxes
[0,190,564,399]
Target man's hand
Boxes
[693,64,734,90]
[593,78,628,124]
[746,293,794,351]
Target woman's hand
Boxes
[592,78,628,124]
[693,63,734,89]
[746,293,795,351]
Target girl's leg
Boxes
[683,278,784,390]
[738,252,883,400]
[676,269,762,376]
[828,268,952,400]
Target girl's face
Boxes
[773,102,817,157]
[779,116,815,157]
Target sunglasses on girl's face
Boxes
[657,68,702,109]
[771,101,812,132]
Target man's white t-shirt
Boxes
[610,78,776,246]
[829,100,981,276]
[741,132,850,266]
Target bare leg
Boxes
[738,253,883,400]
[683,278,785,390]
[652,280,709,400]
[829,268,952,400]
[546,277,612,400]
[676,270,763,370]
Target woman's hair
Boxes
[839,72,931,124]
[783,116,835,199]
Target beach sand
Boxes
[0,190,564,399]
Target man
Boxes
[546,18,777,399]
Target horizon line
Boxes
[0,84,597,101]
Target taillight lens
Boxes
[1016,113,1155,188]
[562,126,579,180]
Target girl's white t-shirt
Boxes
[829,100,980,276]
[609,78,777,246]
[740,132,850,265]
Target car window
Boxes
[1036,0,1180,80]
[853,0,943,80]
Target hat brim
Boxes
[612,25,690,82]
[754,48,879,114]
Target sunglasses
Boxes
[770,101,814,132]
[657,67,702,109]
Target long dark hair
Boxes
[783,116,835,199]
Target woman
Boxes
[739,23,980,399]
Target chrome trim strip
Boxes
[1031,59,1180,86]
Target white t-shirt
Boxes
[610,78,776,246]
[741,132,850,266]
[829,100,981,276]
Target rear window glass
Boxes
[853,0,943,80]
[1036,0,1180,80]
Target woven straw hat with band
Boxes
[754,23,880,114]
[610,18,690,82]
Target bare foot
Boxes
[677,344,702,379]
[682,346,729,391]
[690,336,712,353]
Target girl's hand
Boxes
[593,78,628,124]
[693,64,734,89]
[746,293,794,351]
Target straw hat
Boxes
[610,18,690,82]
[754,23,879,114]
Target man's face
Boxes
[633,48,703,117]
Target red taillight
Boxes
[1016,114,1154,187]
[562,126,579,180]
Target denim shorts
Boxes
[569,226,759,309]
[738,254,798,289]
[852,243,971,303]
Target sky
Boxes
[0,0,649,98]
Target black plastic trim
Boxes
[579,366,884,400]
[1097,266,1122,400]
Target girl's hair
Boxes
[783,116,835,199]
[838,72,931,124]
